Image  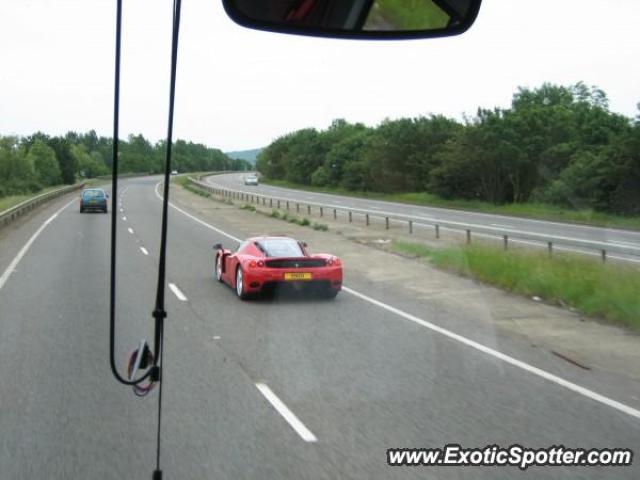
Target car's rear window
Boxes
[257,238,304,257]
[82,190,104,199]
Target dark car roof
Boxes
[249,236,304,258]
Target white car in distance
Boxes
[244,175,259,186]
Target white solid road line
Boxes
[155,182,242,242]
[255,383,318,442]
[169,282,188,301]
[610,240,640,247]
[0,198,76,292]
[140,247,149,256]
[127,227,134,234]
[159,183,640,421]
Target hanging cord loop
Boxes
[108,0,155,387]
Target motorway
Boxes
[207,173,640,261]
[0,176,639,479]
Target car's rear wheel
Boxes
[215,255,223,282]
[323,287,339,299]
[236,266,249,300]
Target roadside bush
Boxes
[184,183,210,198]
[312,222,328,231]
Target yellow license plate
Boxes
[284,272,312,281]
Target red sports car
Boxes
[213,236,342,299]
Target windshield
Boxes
[1,1,639,479]
[82,189,105,199]
[258,238,304,257]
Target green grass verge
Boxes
[82,178,110,188]
[174,175,211,197]
[0,184,87,212]
[173,175,190,187]
[392,240,640,330]
[262,178,640,231]
[184,184,210,198]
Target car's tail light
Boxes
[333,257,341,266]
[249,260,257,268]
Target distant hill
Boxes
[225,148,262,165]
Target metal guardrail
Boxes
[0,183,84,229]
[188,177,640,263]
[193,170,245,181]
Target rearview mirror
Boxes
[213,243,223,250]
[222,0,481,40]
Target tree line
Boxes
[0,131,250,199]
[256,83,640,215]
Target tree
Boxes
[324,128,371,186]
[47,137,77,184]
[28,140,61,186]
[0,137,40,196]
[606,125,640,215]
[72,145,109,178]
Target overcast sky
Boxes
[1,0,639,151]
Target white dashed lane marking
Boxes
[168,283,188,301]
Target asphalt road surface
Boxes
[0,176,638,479]
[207,173,640,262]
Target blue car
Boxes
[80,188,108,213]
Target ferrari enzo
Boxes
[214,236,342,299]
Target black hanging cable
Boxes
[153,0,183,477]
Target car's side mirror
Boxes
[213,243,223,250]
[222,0,482,40]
